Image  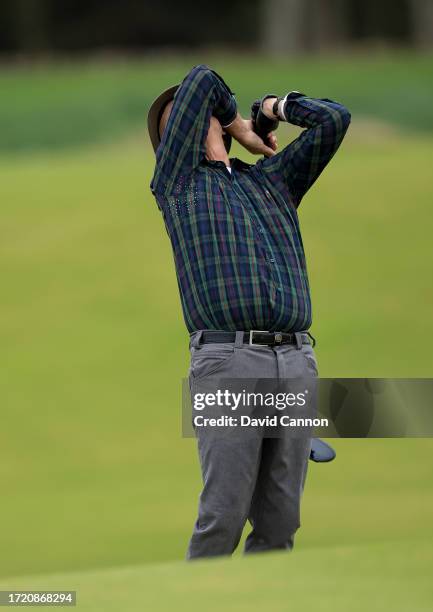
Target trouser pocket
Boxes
[301,346,319,377]
[190,344,236,380]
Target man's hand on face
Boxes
[225,114,276,157]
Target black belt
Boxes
[200,330,315,347]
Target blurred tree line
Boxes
[0,0,431,55]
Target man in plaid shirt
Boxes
[148,65,350,558]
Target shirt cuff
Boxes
[221,106,237,129]
[207,68,237,128]
[278,91,304,121]
[217,95,237,128]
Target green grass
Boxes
[1,540,432,611]
[1,51,433,152]
[1,124,433,584]
[1,55,433,610]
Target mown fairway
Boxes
[0,539,432,612]
[1,54,432,609]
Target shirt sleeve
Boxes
[261,92,351,207]
[150,64,237,196]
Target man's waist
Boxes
[191,329,315,348]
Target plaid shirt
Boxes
[150,65,350,333]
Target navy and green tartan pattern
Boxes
[150,65,351,333]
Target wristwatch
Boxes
[273,91,304,120]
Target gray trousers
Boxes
[187,330,318,559]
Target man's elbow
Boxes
[338,105,351,130]
[322,100,351,133]
[190,64,211,75]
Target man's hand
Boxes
[251,96,279,148]
[225,113,275,157]
[261,97,278,120]
[267,131,278,151]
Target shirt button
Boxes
[265,189,271,197]
[269,258,275,263]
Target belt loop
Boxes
[191,330,203,349]
[307,331,316,348]
[234,330,244,349]
[295,332,302,350]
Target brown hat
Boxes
[147,84,232,154]
[147,84,179,153]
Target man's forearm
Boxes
[262,91,351,133]
[225,112,275,157]
[258,91,351,205]
[224,112,248,138]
